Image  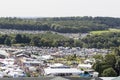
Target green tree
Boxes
[15,34,22,43]
[112,47,120,56]
[93,54,103,60]
[30,37,41,47]
[0,35,8,44]
[115,56,120,76]
[4,37,11,46]
[22,35,31,43]
[102,67,117,77]
[52,40,58,47]
[74,40,83,47]
[92,61,103,76]
[104,53,116,67]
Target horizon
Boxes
[0,16,120,18]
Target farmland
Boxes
[90,28,120,35]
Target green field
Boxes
[90,28,120,35]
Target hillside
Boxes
[0,17,120,33]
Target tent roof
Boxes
[0,50,9,57]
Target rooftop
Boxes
[0,77,103,80]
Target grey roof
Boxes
[100,77,116,80]
[0,77,103,80]
[112,76,120,80]
[50,77,69,80]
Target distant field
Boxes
[90,28,120,35]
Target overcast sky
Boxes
[0,0,120,17]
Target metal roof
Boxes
[44,68,82,75]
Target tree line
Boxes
[0,32,81,47]
[0,16,120,33]
[81,32,120,48]
[1,31,120,49]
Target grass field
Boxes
[90,28,120,35]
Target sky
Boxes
[0,0,120,17]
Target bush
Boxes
[102,67,117,77]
